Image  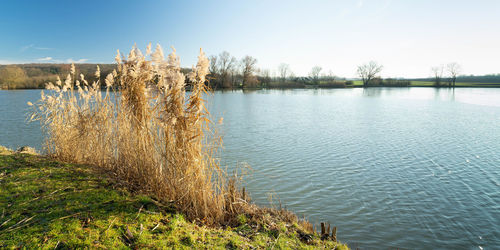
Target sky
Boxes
[1,0,499,78]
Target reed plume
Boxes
[31,44,249,225]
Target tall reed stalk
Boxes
[31,44,248,225]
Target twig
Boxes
[19,196,41,206]
[18,186,69,206]
[138,224,144,237]
[104,217,117,236]
[135,204,144,219]
[49,187,64,195]
[0,218,12,228]
[5,216,28,230]
[271,232,281,250]
[55,212,80,221]
[151,222,160,231]
[24,215,35,223]
[2,215,35,231]
[125,225,134,240]
[5,219,35,232]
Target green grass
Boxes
[409,81,434,86]
[351,80,500,87]
[0,146,348,249]
[352,80,364,86]
[410,81,500,87]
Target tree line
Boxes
[355,61,472,88]
[207,51,352,89]
[1,54,499,90]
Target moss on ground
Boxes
[0,147,348,249]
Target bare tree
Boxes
[309,66,322,84]
[327,70,335,82]
[357,61,383,87]
[207,55,219,87]
[259,68,271,87]
[446,62,461,88]
[209,55,218,75]
[431,65,443,87]
[217,51,237,88]
[278,63,291,82]
[240,56,259,88]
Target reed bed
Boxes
[30,44,250,225]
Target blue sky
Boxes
[1,0,499,78]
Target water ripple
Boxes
[2,88,500,248]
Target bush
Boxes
[318,81,346,88]
[367,77,383,86]
[383,78,410,87]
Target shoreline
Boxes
[0,146,348,249]
[3,85,500,91]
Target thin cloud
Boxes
[66,58,89,63]
[37,57,53,61]
[20,44,34,52]
[0,59,15,64]
[20,44,54,52]
[35,47,54,50]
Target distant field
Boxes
[351,80,500,87]
[410,81,500,87]
[352,81,364,86]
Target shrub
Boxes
[383,78,410,87]
[318,81,346,88]
[366,77,383,86]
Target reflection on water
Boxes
[359,87,500,107]
[1,88,500,248]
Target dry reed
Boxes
[30,44,249,225]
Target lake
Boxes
[1,88,499,249]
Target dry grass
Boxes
[30,44,251,226]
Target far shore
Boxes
[2,80,500,90]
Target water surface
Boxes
[1,88,499,249]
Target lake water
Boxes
[1,88,499,249]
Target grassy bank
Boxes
[242,81,500,89]
[409,81,500,87]
[0,146,347,249]
[350,80,500,87]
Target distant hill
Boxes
[0,63,116,89]
[0,63,195,89]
